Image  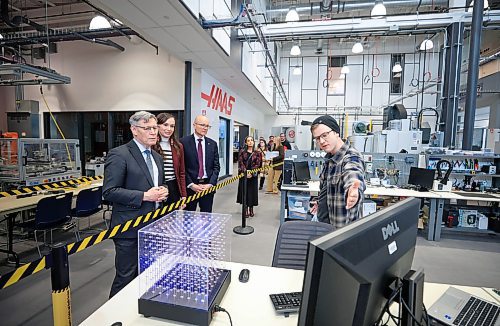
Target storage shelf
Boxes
[448,172,500,177]
[440,226,497,235]
[428,155,498,159]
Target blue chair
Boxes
[272,221,334,270]
[72,186,103,239]
[22,193,75,257]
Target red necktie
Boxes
[197,139,204,178]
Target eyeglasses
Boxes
[195,123,212,129]
[134,125,158,132]
[313,129,334,142]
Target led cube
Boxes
[138,210,231,324]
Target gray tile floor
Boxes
[0,174,499,325]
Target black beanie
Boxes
[312,115,340,134]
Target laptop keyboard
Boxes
[453,296,499,326]
[270,292,302,313]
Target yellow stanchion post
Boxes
[51,243,72,325]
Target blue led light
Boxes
[138,210,231,310]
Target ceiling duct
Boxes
[267,0,449,22]
[315,39,324,54]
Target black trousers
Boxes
[184,179,215,212]
[109,237,138,298]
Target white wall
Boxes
[190,69,269,175]
[277,36,443,114]
[0,37,185,135]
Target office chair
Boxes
[272,221,334,270]
[21,193,75,257]
[72,186,103,240]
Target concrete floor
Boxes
[0,173,499,325]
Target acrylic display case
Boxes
[138,210,232,325]
[0,138,81,186]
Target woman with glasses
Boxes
[257,138,267,190]
[152,113,187,208]
[236,136,262,217]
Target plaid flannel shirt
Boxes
[319,142,366,229]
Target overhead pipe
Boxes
[0,27,136,47]
[462,0,484,150]
[0,0,16,27]
[266,0,448,21]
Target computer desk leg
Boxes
[427,199,437,241]
[280,190,287,225]
[433,199,445,241]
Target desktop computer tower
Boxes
[283,159,293,185]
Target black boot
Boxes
[249,206,254,217]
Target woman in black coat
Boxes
[236,136,262,217]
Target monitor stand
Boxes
[417,187,429,192]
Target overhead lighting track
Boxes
[0,63,71,86]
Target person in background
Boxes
[257,138,267,190]
[266,136,284,194]
[267,135,275,151]
[236,136,262,217]
[280,132,292,151]
[309,115,365,229]
[180,115,220,212]
[103,111,168,298]
[152,113,187,209]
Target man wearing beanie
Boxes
[309,115,366,229]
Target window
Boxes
[327,56,346,95]
[390,54,404,94]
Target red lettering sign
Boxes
[201,83,235,116]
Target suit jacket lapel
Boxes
[127,141,154,187]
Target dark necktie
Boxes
[197,139,204,178]
[144,149,154,181]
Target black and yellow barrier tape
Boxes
[0,162,282,289]
[0,175,104,198]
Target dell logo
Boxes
[382,221,400,240]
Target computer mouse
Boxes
[238,268,250,283]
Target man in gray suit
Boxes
[103,111,168,298]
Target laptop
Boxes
[428,287,500,326]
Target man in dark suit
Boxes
[180,115,220,212]
[103,111,168,298]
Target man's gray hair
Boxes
[129,111,157,126]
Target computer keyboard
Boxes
[452,296,499,326]
[269,292,302,313]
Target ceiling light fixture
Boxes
[392,62,402,73]
[290,44,301,56]
[420,39,433,51]
[285,7,299,22]
[468,0,489,12]
[293,66,302,75]
[340,64,350,74]
[371,1,386,19]
[352,42,364,54]
[0,33,3,39]
[89,15,111,30]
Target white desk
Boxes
[81,262,499,326]
[280,183,500,241]
[81,262,303,326]
[0,181,103,265]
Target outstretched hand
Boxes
[346,179,361,209]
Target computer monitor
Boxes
[298,197,420,326]
[408,167,435,191]
[293,161,311,185]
